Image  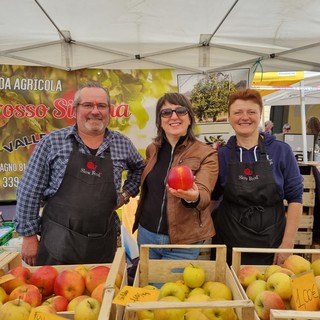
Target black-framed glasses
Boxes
[160,106,189,118]
[78,102,109,111]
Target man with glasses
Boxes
[132,92,218,260]
[15,81,144,265]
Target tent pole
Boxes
[300,80,308,162]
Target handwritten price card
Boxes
[112,285,160,306]
[28,309,66,320]
[291,270,319,311]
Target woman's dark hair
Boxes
[154,92,196,144]
[306,116,320,135]
[228,88,263,114]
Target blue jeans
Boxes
[137,225,203,260]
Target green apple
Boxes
[266,272,292,300]
[0,299,32,320]
[254,290,285,320]
[74,297,101,320]
[184,310,210,320]
[153,296,185,320]
[159,282,185,301]
[188,287,206,297]
[283,254,311,275]
[202,281,232,300]
[245,279,267,302]
[183,264,206,288]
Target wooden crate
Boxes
[231,247,320,320]
[0,247,127,320]
[122,244,255,320]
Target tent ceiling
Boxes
[1,0,320,73]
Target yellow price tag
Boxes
[291,270,319,311]
[28,309,67,320]
[112,285,160,306]
[0,274,15,284]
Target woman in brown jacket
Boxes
[133,92,219,259]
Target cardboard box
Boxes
[122,244,255,320]
[0,247,127,320]
[231,247,320,320]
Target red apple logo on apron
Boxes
[86,161,97,170]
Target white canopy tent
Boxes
[1,0,320,74]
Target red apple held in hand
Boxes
[167,165,194,190]
[1,266,31,294]
[85,265,110,294]
[9,284,42,307]
[54,269,85,301]
[42,295,69,312]
[29,265,58,297]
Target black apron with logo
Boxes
[36,140,118,265]
[213,137,286,265]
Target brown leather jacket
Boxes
[133,138,218,244]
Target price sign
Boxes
[0,274,15,284]
[28,309,66,320]
[112,285,160,306]
[291,270,319,311]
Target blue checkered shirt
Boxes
[15,125,144,236]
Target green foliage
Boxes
[189,73,236,122]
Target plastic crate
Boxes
[0,224,14,246]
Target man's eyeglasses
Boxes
[78,102,109,111]
[160,106,189,118]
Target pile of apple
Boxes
[137,263,238,320]
[238,254,320,320]
[0,263,122,320]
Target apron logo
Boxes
[238,167,259,181]
[80,161,102,177]
[86,161,97,170]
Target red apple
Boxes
[1,266,31,294]
[85,265,110,294]
[238,266,263,288]
[42,295,69,312]
[254,290,285,320]
[91,282,105,303]
[29,265,58,297]
[167,165,194,190]
[54,269,85,301]
[9,284,42,307]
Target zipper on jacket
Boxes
[157,146,175,234]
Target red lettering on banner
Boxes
[110,104,130,118]
[53,98,74,120]
[0,104,49,119]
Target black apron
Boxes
[213,136,286,265]
[36,140,118,265]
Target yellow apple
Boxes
[184,310,210,320]
[67,294,90,311]
[143,285,159,291]
[188,287,206,297]
[202,281,232,300]
[311,258,320,276]
[283,255,311,275]
[0,286,8,303]
[245,279,267,302]
[32,304,56,314]
[74,297,101,320]
[74,265,89,279]
[266,272,292,300]
[0,299,32,320]
[175,280,190,299]
[137,309,154,320]
[115,273,123,288]
[238,266,263,288]
[153,296,185,320]
[278,267,295,277]
[185,293,211,312]
[203,307,238,320]
[159,282,185,301]
[263,265,282,281]
[183,263,206,288]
